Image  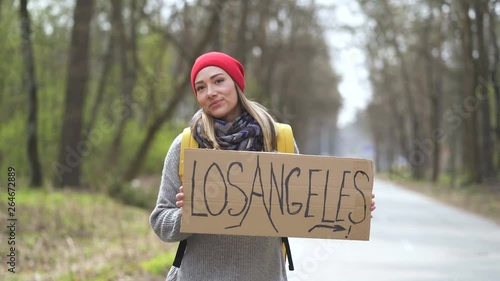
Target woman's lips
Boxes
[210,99,223,108]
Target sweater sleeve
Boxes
[150,133,192,242]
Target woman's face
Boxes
[194,66,242,122]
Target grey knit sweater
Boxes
[150,133,290,281]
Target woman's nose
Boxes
[206,84,216,96]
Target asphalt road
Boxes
[287,180,500,281]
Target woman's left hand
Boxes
[370,193,376,217]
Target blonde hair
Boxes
[190,85,278,151]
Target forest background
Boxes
[0,0,499,280]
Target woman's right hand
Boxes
[175,186,185,216]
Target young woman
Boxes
[150,51,376,281]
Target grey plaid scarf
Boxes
[192,110,264,151]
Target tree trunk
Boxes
[388,98,409,166]
[85,37,114,134]
[459,0,481,184]
[256,0,280,112]
[54,0,94,188]
[425,8,443,183]
[488,0,500,175]
[19,0,42,187]
[233,0,249,64]
[391,36,424,179]
[450,130,458,189]
[368,44,410,171]
[431,55,443,182]
[108,0,138,167]
[379,0,424,179]
[474,0,495,182]
[211,0,222,51]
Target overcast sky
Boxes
[316,0,372,128]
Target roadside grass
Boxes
[140,252,176,276]
[0,185,175,281]
[380,172,500,224]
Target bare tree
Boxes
[232,0,250,64]
[457,0,481,183]
[489,0,500,172]
[474,0,495,181]
[19,0,42,187]
[421,1,445,182]
[123,0,227,181]
[85,36,114,134]
[108,0,139,167]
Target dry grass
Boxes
[0,187,174,281]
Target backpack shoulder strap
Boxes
[173,239,187,268]
[276,123,294,153]
[174,127,198,269]
[179,127,198,181]
[282,237,294,271]
[276,123,295,271]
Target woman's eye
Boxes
[215,78,224,84]
[196,86,205,92]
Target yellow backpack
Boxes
[179,123,295,180]
[173,123,295,271]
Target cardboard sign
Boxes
[180,149,374,240]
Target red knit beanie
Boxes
[190,52,245,94]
